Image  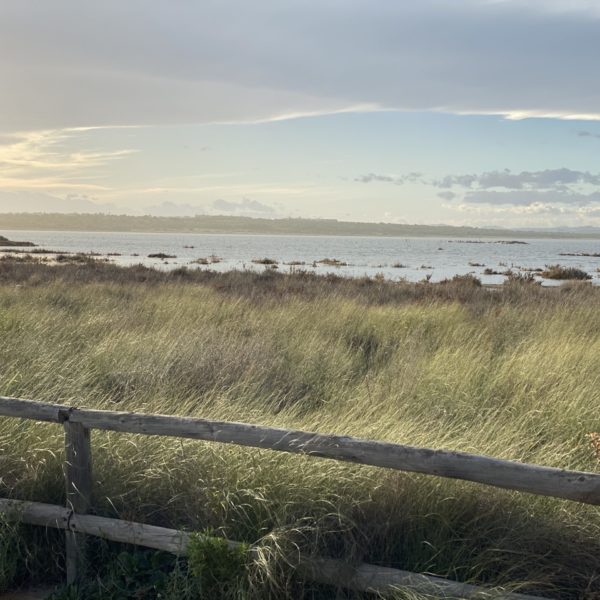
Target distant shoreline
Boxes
[2,212,600,240]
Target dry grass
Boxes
[541,265,592,280]
[316,258,348,267]
[0,260,599,598]
[589,433,600,463]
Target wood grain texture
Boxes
[69,407,600,505]
[0,499,546,599]
[0,396,65,423]
[298,557,546,599]
[70,513,191,555]
[1,396,599,504]
[64,422,92,584]
[0,499,70,529]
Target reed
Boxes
[0,260,598,598]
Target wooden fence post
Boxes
[64,421,92,585]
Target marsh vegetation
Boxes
[0,235,35,247]
[0,260,598,598]
[540,265,592,280]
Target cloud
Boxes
[0,128,135,190]
[578,130,600,139]
[355,174,395,184]
[451,201,566,216]
[212,198,276,216]
[434,174,479,189]
[2,1,600,131]
[437,191,457,201]
[463,189,600,206]
[439,199,600,228]
[355,172,423,185]
[0,134,19,146]
[433,168,600,190]
[433,168,600,206]
[0,190,117,213]
[354,167,600,211]
[0,129,136,185]
[357,167,600,205]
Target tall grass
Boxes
[0,262,599,598]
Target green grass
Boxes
[0,261,599,598]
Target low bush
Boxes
[541,265,591,280]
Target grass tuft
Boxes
[0,260,599,597]
[541,265,591,280]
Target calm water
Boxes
[2,229,600,285]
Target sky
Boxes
[2,0,600,227]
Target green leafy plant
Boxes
[187,534,250,596]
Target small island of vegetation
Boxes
[0,235,36,247]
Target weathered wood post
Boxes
[64,420,92,585]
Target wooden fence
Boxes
[1,395,599,598]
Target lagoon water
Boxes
[2,229,600,285]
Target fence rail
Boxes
[2,396,598,505]
[0,497,544,599]
[1,395,597,598]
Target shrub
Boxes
[541,265,591,280]
[504,271,538,284]
[440,273,482,287]
[316,258,348,267]
[148,253,177,259]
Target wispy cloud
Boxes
[212,198,276,215]
[0,190,117,213]
[355,172,423,185]
[432,168,600,190]
[463,189,600,205]
[437,191,457,201]
[432,168,600,206]
[122,186,308,197]
[357,166,600,208]
[0,128,136,192]
[2,1,600,131]
[432,168,600,207]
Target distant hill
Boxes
[2,212,600,239]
